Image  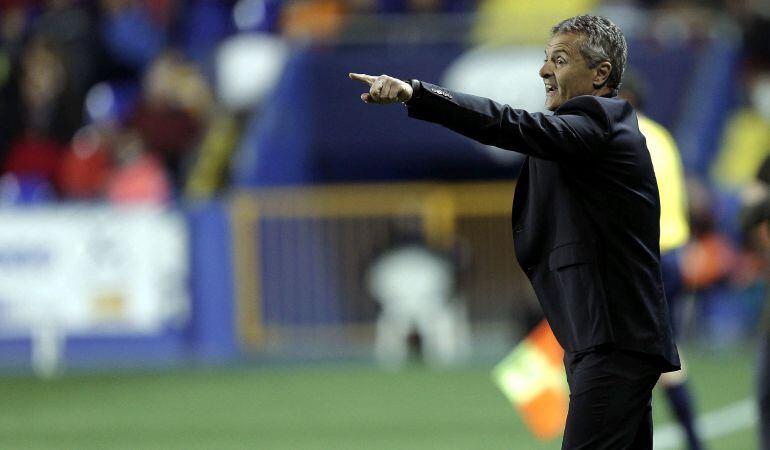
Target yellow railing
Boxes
[230,181,525,350]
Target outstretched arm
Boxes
[348,73,609,161]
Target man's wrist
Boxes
[404,79,421,105]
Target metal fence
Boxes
[230,182,538,354]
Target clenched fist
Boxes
[349,73,413,104]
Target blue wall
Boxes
[232,39,738,187]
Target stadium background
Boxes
[0,0,766,448]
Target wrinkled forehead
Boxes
[545,31,584,56]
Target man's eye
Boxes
[556,58,565,65]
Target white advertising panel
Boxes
[0,206,189,337]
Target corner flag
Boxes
[492,320,568,440]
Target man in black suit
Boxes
[350,14,679,449]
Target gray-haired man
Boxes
[350,15,679,449]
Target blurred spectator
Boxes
[56,125,114,200]
[183,114,241,200]
[188,28,289,199]
[711,0,770,192]
[131,51,212,190]
[621,73,704,450]
[681,178,746,347]
[2,37,79,186]
[18,37,78,140]
[737,154,770,450]
[3,136,62,186]
[32,0,99,96]
[106,129,170,205]
[710,64,770,193]
[681,179,736,291]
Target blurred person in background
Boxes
[621,73,705,450]
[32,0,99,100]
[350,14,680,449]
[130,51,211,192]
[105,128,170,205]
[702,1,770,345]
[737,156,770,450]
[1,36,81,193]
[710,63,770,194]
[366,224,471,370]
[56,124,114,200]
[679,179,741,344]
[711,0,770,194]
[0,0,268,202]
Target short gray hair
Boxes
[551,15,627,90]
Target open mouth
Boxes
[545,85,557,94]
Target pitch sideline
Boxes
[653,398,757,449]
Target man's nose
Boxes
[539,62,552,79]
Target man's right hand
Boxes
[349,73,413,104]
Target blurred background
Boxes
[0,0,767,449]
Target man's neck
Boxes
[592,86,614,98]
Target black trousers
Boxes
[562,349,663,450]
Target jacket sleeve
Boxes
[406,81,610,162]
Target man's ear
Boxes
[592,61,612,89]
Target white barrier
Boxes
[0,206,189,375]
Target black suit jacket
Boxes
[406,81,680,371]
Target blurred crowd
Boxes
[0,0,477,206]
[0,0,762,198]
[0,0,224,204]
[2,0,770,340]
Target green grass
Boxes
[652,343,758,450]
[0,344,757,450]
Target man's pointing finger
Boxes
[349,73,377,86]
